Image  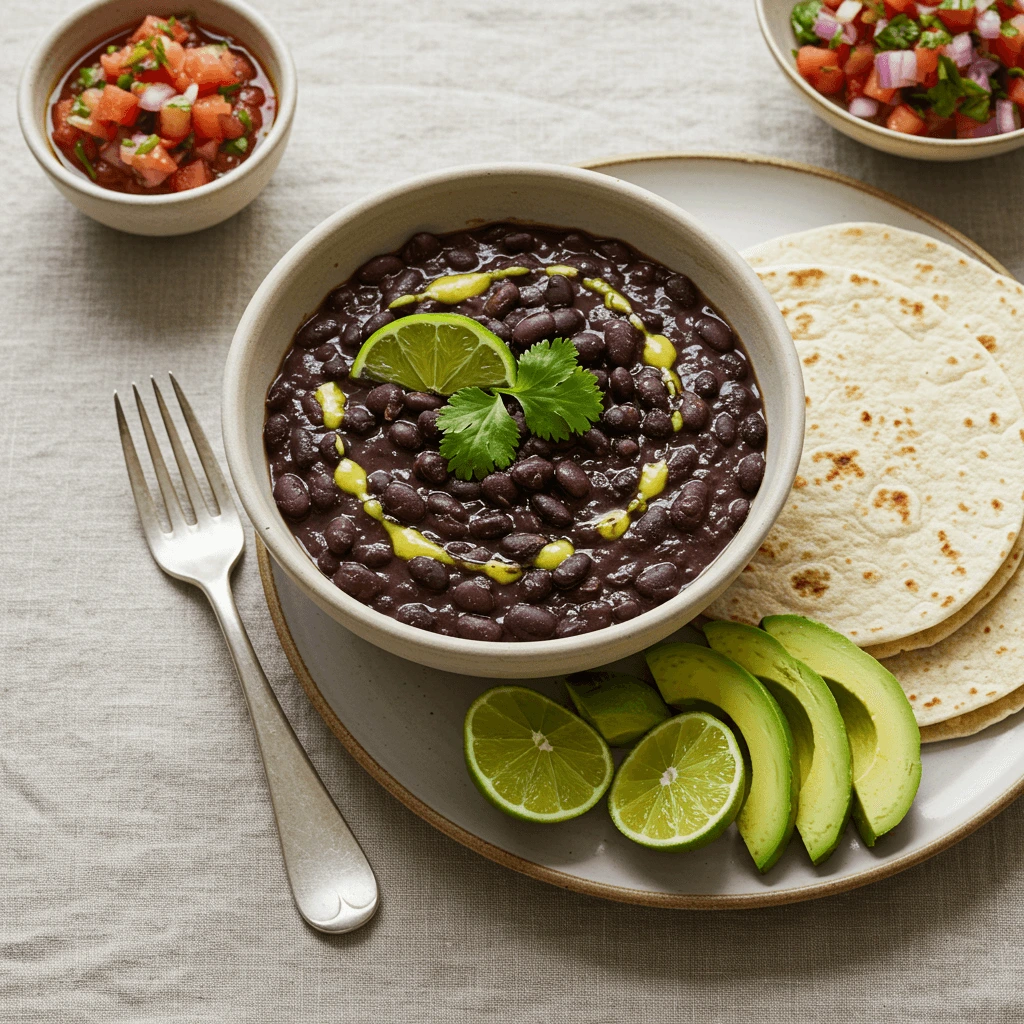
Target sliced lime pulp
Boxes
[350,313,517,395]
[608,712,746,851]
[464,686,614,823]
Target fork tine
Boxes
[169,373,238,520]
[115,392,168,549]
[151,376,211,522]
[133,383,189,532]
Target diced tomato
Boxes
[52,98,84,150]
[170,159,214,192]
[93,84,139,126]
[924,109,955,136]
[159,102,191,139]
[195,139,219,161]
[101,45,133,82]
[885,0,917,14]
[232,52,257,82]
[887,103,926,134]
[954,110,988,136]
[218,112,246,140]
[937,7,975,31]
[843,43,874,77]
[914,45,939,86]
[822,0,841,8]
[846,71,869,101]
[997,1,1016,16]
[180,46,239,94]
[863,66,899,102]
[796,45,846,94]
[192,94,233,140]
[163,40,186,77]
[129,15,189,45]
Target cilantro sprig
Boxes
[926,55,991,121]
[437,338,603,480]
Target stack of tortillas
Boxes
[704,223,1024,743]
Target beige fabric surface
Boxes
[4,0,1024,1021]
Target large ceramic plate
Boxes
[258,153,1024,908]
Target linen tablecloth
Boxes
[4,0,1024,1019]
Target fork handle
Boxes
[201,574,378,933]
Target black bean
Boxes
[613,466,641,495]
[463,546,493,563]
[606,562,638,588]
[511,408,527,437]
[679,391,709,432]
[512,311,556,348]
[737,452,766,494]
[719,381,749,419]
[728,498,751,531]
[613,599,641,622]
[502,231,535,253]
[580,601,613,632]
[552,307,585,337]
[573,331,605,366]
[316,549,341,577]
[486,318,512,342]
[389,421,423,450]
[314,343,338,362]
[418,409,441,440]
[325,516,356,555]
[635,561,681,600]
[553,552,592,589]
[361,310,395,340]
[427,491,468,521]
[357,255,404,284]
[605,320,640,366]
[383,269,423,307]
[637,375,670,410]
[366,383,405,421]
[521,438,553,460]
[643,310,664,332]
[599,239,633,263]
[264,413,289,449]
[353,541,393,568]
[696,433,722,466]
[340,322,363,351]
[545,275,574,308]
[333,562,384,602]
[582,427,611,455]
[407,556,449,591]
[518,285,544,309]
[609,367,635,402]
[670,479,708,532]
[340,405,372,435]
[300,393,324,426]
[602,404,641,434]
[382,481,426,523]
[469,511,514,539]
[713,413,738,447]
[642,410,673,438]
[484,280,520,320]
[366,470,390,495]
[666,445,698,485]
[505,604,556,640]
[322,354,352,379]
[554,461,590,499]
[499,533,547,561]
[267,379,293,410]
[615,438,640,460]
[721,351,748,380]
[696,316,733,352]
[396,602,437,630]
[567,254,601,276]
[447,248,476,271]
[452,580,495,613]
[456,614,503,641]
[555,617,586,638]
[511,456,554,492]
[434,518,469,540]
[577,578,603,600]
[628,505,670,548]
[402,232,441,263]
[308,472,338,512]
[480,471,519,509]
[693,370,719,399]
[405,391,443,413]
[413,451,448,485]
[449,479,481,501]
[297,317,339,349]
[522,570,553,603]
[629,262,657,284]
[530,494,573,528]
[664,274,696,306]
[739,413,767,449]
[273,474,310,519]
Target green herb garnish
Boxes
[74,140,97,180]
[71,94,91,118]
[437,339,603,480]
[938,0,973,8]
[237,108,252,131]
[790,0,824,46]
[218,83,242,97]
[106,44,118,54]
[1008,67,1024,78]
[77,65,105,89]
[117,72,134,89]
[874,13,921,50]
[1003,20,1021,37]
[927,55,990,119]
[135,134,160,155]
[221,137,249,155]
[151,36,168,68]
[918,14,952,48]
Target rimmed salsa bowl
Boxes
[223,163,805,678]
[18,0,296,235]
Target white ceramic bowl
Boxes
[756,0,1024,161]
[18,0,296,235]
[223,163,805,678]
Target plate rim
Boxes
[256,151,1022,909]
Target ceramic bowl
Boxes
[18,0,296,235]
[222,163,805,678]
[756,0,1024,161]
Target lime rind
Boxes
[608,712,746,851]
[351,313,517,396]
[464,686,614,823]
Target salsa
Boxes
[48,14,276,193]
[792,0,1024,137]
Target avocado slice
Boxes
[563,671,671,747]
[761,615,921,847]
[646,643,797,873]
[703,622,852,865]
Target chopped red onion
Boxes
[967,63,994,91]
[917,3,938,16]
[963,116,1000,138]
[943,32,975,67]
[842,22,858,43]
[974,0,994,11]
[814,10,842,39]
[139,83,177,112]
[835,0,863,22]
[876,49,918,89]
[874,17,889,36]
[997,98,1022,134]
[849,97,880,118]
[976,9,1002,36]
[100,140,125,168]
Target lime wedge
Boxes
[608,712,746,851]
[351,313,517,396]
[464,686,614,823]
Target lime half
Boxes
[464,686,614,823]
[608,712,746,851]
[351,313,517,395]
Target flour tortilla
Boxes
[745,223,1024,658]
[705,265,1024,650]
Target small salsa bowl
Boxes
[18,0,296,235]
[756,0,1024,161]
[222,163,806,679]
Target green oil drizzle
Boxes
[581,277,679,370]
[592,460,668,540]
[388,267,530,309]
[314,382,346,429]
[534,539,574,569]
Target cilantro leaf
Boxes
[437,389,520,480]
[874,13,921,50]
[927,55,978,118]
[790,0,824,46]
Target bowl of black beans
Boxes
[223,163,805,678]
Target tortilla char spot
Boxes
[970,687,978,695]
[978,334,997,352]
[897,446,916,456]
[788,268,826,288]
[873,488,912,524]
[954,566,966,576]
[894,419,902,427]
[931,591,939,598]
[863,571,876,581]
[933,294,950,310]
[790,567,831,599]
[997,648,1007,656]
[905,579,918,592]
[849,273,869,285]
[792,312,814,337]
[899,297,925,318]
[861,410,872,423]
[845,385,862,400]
[937,530,960,561]
[812,450,865,482]
[984,626,991,633]
[993,498,1003,511]
[794,475,807,489]
[979,450,988,459]
[909,694,917,701]
[965,418,974,427]
[990,412,1000,426]
[918,263,934,273]
[805,396,812,407]
[803,352,820,366]
[844,228,864,237]
[947,356,958,365]
[923,697,942,708]
[941,595,954,607]
[958,502,970,512]
[759,542,776,559]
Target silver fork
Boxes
[115,374,378,934]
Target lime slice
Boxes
[464,686,614,823]
[608,712,746,851]
[351,313,517,396]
